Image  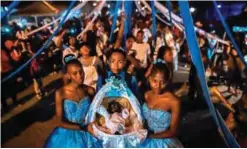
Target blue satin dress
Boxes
[44,97,101,148]
[140,103,183,148]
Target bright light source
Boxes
[93,3,97,6]
[17,22,23,28]
[21,19,27,23]
[4,27,11,33]
[106,11,110,15]
[136,9,138,12]
[5,7,8,11]
[107,4,110,8]
[138,1,141,4]
[117,9,121,15]
[217,4,221,8]
[142,7,145,10]
[190,7,196,13]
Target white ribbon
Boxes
[154,1,230,45]
[77,0,106,40]
[25,0,89,36]
[137,0,171,26]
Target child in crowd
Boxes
[96,48,140,102]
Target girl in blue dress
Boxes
[140,63,183,148]
[44,59,101,148]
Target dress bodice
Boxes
[63,97,90,124]
[142,103,171,133]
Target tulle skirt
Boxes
[44,127,102,148]
[140,137,183,148]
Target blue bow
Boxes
[153,58,166,65]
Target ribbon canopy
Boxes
[1,0,20,20]
[124,1,133,41]
[178,1,240,147]
[213,0,247,68]
[109,1,122,43]
[151,1,157,44]
[2,1,76,83]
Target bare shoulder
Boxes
[56,87,64,97]
[163,91,180,105]
[55,87,65,102]
[144,91,151,101]
[85,85,95,97]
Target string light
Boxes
[190,7,195,13]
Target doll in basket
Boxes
[95,100,143,135]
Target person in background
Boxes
[62,36,79,64]
[30,56,46,100]
[1,47,17,111]
[145,46,174,84]
[79,44,104,89]
[131,30,151,69]
[163,27,184,72]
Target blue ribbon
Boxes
[178,1,240,147]
[124,1,133,43]
[166,0,172,24]
[1,0,20,20]
[213,1,247,68]
[1,1,76,83]
[151,0,157,45]
[109,1,122,43]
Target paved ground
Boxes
[1,72,63,148]
[1,66,228,148]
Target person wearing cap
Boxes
[62,36,79,64]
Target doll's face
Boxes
[108,101,122,114]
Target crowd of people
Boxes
[1,5,247,147]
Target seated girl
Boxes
[140,62,183,148]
